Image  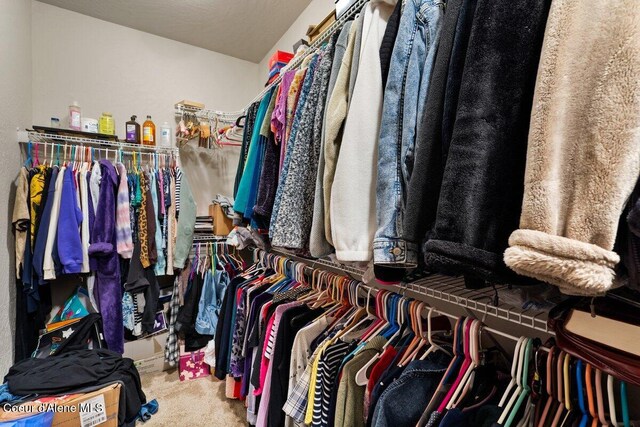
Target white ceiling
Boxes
[36,0,314,63]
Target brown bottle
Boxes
[142,115,156,146]
[125,115,141,144]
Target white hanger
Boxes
[498,336,526,408]
[354,288,385,386]
[420,307,452,360]
[498,337,529,424]
[608,375,620,427]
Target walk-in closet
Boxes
[1,0,639,426]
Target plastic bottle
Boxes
[142,115,156,146]
[99,112,115,135]
[69,101,81,130]
[160,122,172,147]
[126,115,141,144]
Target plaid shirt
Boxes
[164,276,180,366]
[283,344,323,424]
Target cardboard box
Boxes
[124,331,168,361]
[174,100,205,110]
[1,383,121,427]
[210,203,234,236]
[307,11,336,43]
[134,353,171,375]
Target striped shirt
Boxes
[311,341,349,427]
[175,167,182,217]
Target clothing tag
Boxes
[79,394,107,427]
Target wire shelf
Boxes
[192,234,228,242]
[400,278,551,334]
[174,104,241,123]
[244,0,368,109]
[20,131,179,155]
[190,0,369,121]
[263,248,551,334]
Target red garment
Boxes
[364,345,398,421]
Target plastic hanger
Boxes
[359,291,390,341]
[595,369,609,426]
[620,381,629,427]
[396,300,424,365]
[576,360,589,427]
[505,338,534,427]
[449,319,482,409]
[438,318,474,412]
[563,353,572,413]
[24,141,33,168]
[420,307,451,360]
[420,317,464,417]
[551,351,565,427]
[499,336,526,408]
[498,337,530,425]
[34,143,40,167]
[537,346,556,427]
[607,375,618,427]
[585,364,598,427]
[550,351,566,427]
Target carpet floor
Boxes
[140,369,246,426]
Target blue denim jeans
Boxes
[370,351,451,427]
[374,0,445,266]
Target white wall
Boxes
[32,1,264,214]
[0,0,32,374]
[257,0,335,83]
[32,1,263,132]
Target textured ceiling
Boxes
[36,0,313,63]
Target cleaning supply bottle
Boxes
[160,122,172,147]
[126,115,141,144]
[99,112,115,135]
[69,101,81,130]
[142,115,156,146]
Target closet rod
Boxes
[18,131,180,156]
[255,248,554,336]
[256,248,551,344]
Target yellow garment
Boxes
[138,172,150,268]
[29,164,47,248]
[13,168,29,278]
[304,339,332,424]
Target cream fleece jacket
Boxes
[330,0,397,261]
[504,0,640,295]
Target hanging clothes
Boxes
[415,0,551,286]
[271,37,337,249]
[504,0,640,295]
[235,89,275,221]
[309,21,353,258]
[89,160,123,353]
[374,0,444,272]
[330,0,397,262]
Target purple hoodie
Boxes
[88,160,123,353]
[57,167,83,274]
